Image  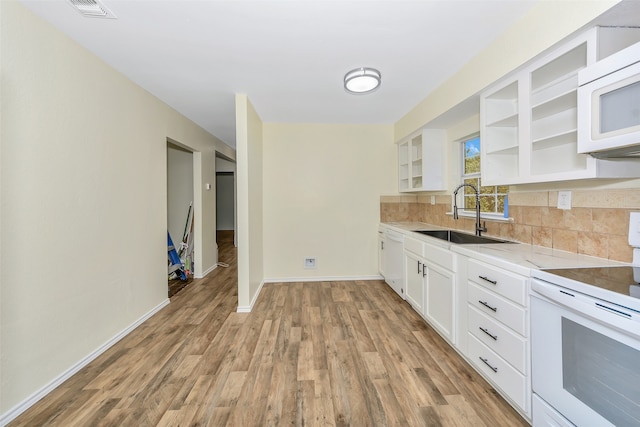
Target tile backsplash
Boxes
[380,189,640,263]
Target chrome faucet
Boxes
[453,183,487,236]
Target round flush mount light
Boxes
[344,67,381,94]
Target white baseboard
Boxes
[0,299,170,427]
[195,263,218,279]
[236,279,265,313]
[264,274,383,283]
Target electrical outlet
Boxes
[557,191,572,210]
[304,257,317,269]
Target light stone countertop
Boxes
[381,221,628,276]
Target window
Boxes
[461,136,508,215]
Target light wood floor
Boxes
[10,237,527,426]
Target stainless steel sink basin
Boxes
[413,229,514,244]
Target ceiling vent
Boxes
[67,0,117,19]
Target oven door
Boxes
[531,279,640,427]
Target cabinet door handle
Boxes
[417,261,421,274]
[422,264,427,277]
[381,241,384,250]
[479,356,498,373]
[479,327,497,341]
[478,300,497,312]
[478,275,497,285]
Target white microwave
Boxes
[578,42,640,158]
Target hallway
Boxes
[10,238,525,426]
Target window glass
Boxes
[461,137,506,214]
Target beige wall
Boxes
[0,1,232,417]
[395,0,620,140]
[235,95,264,310]
[263,123,395,280]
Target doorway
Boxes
[167,142,194,296]
[215,155,236,247]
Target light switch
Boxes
[557,191,572,210]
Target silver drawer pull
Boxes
[478,300,497,312]
[479,356,498,373]
[478,275,497,285]
[479,327,497,341]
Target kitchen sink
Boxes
[413,229,514,244]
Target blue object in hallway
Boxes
[168,231,187,281]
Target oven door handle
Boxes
[531,279,640,338]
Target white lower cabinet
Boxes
[385,227,531,421]
[403,235,456,344]
[459,254,531,420]
[404,249,425,314]
[468,334,528,410]
[425,261,455,341]
[468,306,526,373]
[378,227,385,277]
[382,229,405,299]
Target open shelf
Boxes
[486,145,520,156]
[487,113,519,128]
[483,152,520,185]
[397,128,447,192]
[532,90,577,121]
[531,74,579,107]
[484,126,519,153]
[532,130,577,150]
[531,43,586,91]
[531,108,577,142]
[479,26,640,185]
[531,141,588,175]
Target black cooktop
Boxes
[542,266,640,300]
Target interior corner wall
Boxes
[0,1,233,418]
[235,94,264,311]
[395,0,620,140]
[262,123,395,280]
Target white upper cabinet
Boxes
[480,27,640,185]
[398,129,447,192]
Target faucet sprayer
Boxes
[453,183,487,236]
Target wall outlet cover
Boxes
[304,257,317,269]
[557,191,572,210]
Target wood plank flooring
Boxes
[9,236,528,426]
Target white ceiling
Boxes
[20,0,541,148]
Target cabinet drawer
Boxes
[468,334,528,412]
[404,236,423,256]
[468,305,527,374]
[468,283,527,336]
[424,243,454,271]
[467,259,526,305]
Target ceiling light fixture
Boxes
[344,67,381,94]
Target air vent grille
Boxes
[67,0,117,19]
